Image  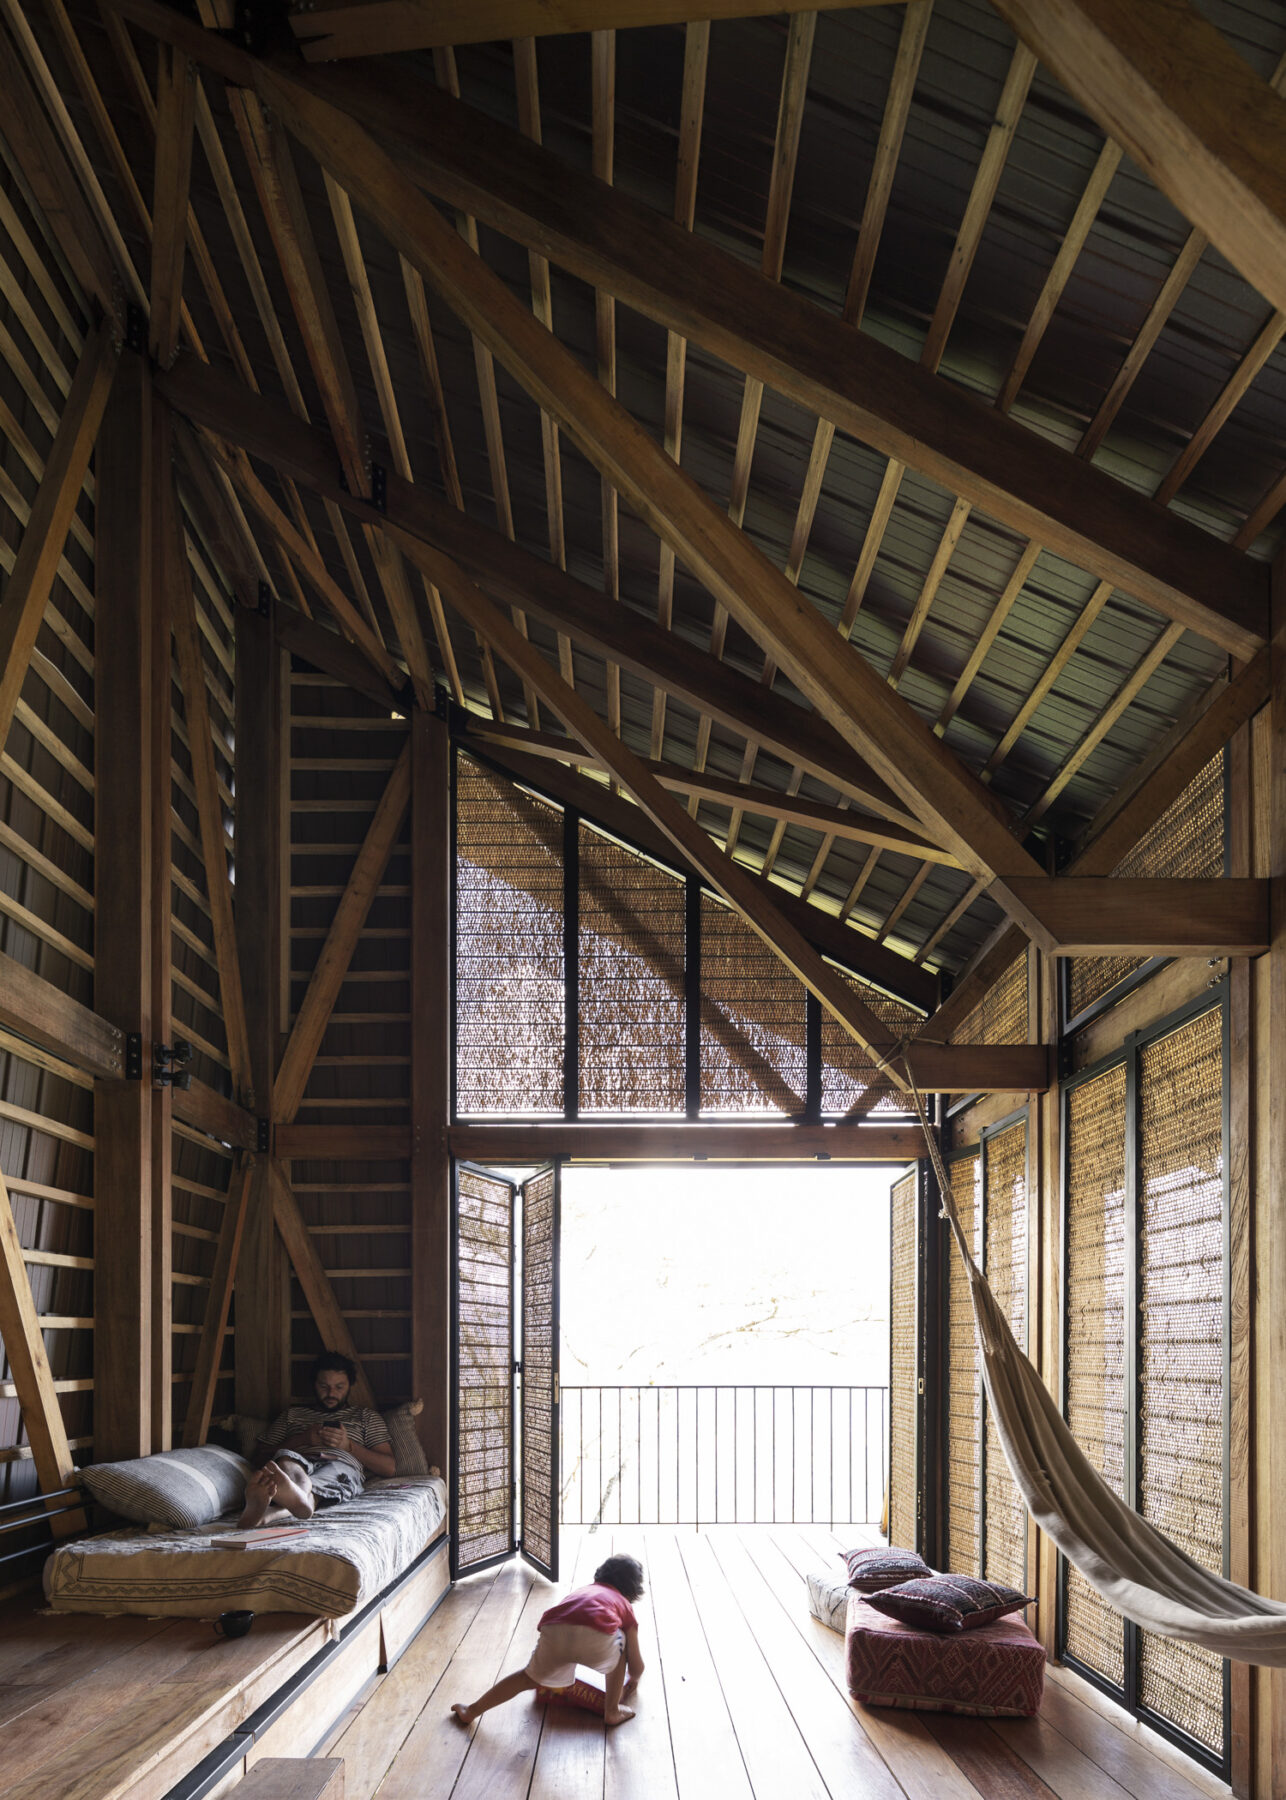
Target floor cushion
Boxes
[845,1591,1046,1716]
[807,1570,851,1633]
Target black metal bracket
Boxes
[125,1033,143,1081]
[257,1117,271,1153]
[153,1038,193,1090]
[257,580,273,619]
[227,0,285,54]
[370,462,387,514]
[124,303,146,355]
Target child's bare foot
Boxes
[238,1467,277,1528]
[604,1706,635,1726]
[450,1703,474,1727]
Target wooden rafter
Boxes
[0,1164,85,1532]
[181,1155,253,1447]
[269,1162,376,1408]
[166,453,254,1105]
[273,739,412,1124]
[1003,878,1267,957]
[402,532,922,1077]
[155,347,925,832]
[0,318,116,751]
[991,0,1286,319]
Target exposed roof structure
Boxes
[2,0,1282,1017]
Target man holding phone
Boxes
[237,1351,395,1527]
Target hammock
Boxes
[904,1067,1286,1667]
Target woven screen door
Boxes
[888,1164,924,1555]
[452,1162,517,1578]
[519,1164,561,1580]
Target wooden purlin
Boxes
[273,739,412,1124]
[269,1161,376,1409]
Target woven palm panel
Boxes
[456,757,564,1115]
[946,1152,982,1576]
[1064,1063,1128,1688]
[889,1170,919,1551]
[1137,1007,1225,1754]
[821,974,922,1117]
[578,824,685,1115]
[699,893,806,1113]
[522,1166,557,1572]
[1069,754,1224,1021]
[953,953,1028,1047]
[456,1165,514,1569]
[983,1120,1029,1595]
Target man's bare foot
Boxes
[264,1460,315,1520]
[450,1703,474,1727]
[237,1467,277,1529]
[604,1707,635,1726]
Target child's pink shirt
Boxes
[539,1583,637,1634]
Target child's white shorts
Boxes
[525,1622,626,1689]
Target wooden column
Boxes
[1034,943,1060,1661]
[411,709,450,1474]
[93,351,156,1462]
[150,392,174,1449]
[234,601,290,1417]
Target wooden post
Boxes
[93,350,156,1462]
[234,601,290,1417]
[412,709,450,1475]
[150,392,174,1449]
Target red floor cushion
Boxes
[845,1591,1046,1716]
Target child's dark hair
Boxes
[594,1554,645,1602]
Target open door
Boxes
[451,1162,516,1578]
[888,1163,927,1555]
[519,1163,560,1580]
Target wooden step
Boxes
[233,1760,344,1800]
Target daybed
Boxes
[44,1472,446,1618]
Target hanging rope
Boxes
[902,1057,1286,1667]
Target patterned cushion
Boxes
[81,1446,252,1528]
[534,1675,606,1715]
[840,1545,932,1592]
[807,1570,851,1633]
[846,1593,1045,1716]
[865,1574,1033,1633]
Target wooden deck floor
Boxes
[320,1525,1233,1800]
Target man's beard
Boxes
[317,1395,346,1411]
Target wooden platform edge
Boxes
[166,1531,451,1800]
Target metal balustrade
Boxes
[559,1384,888,1528]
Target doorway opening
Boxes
[450,1159,895,1582]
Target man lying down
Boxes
[238,1350,396,1528]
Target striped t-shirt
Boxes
[259,1403,390,1482]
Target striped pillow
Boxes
[81,1446,252,1528]
[383,1402,428,1476]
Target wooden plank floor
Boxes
[320,1526,1232,1800]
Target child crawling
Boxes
[451,1554,646,1728]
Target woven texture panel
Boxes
[821,975,922,1117]
[983,1120,1029,1595]
[456,1166,513,1570]
[699,893,806,1113]
[1069,755,1224,1021]
[845,1594,1046,1716]
[954,954,1028,1047]
[1064,1063,1128,1689]
[889,1170,919,1553]
[946,1153,982,1576]
[578,825,685,1115]
[521,1166,557,1574]
[456,758,564,1115]
[1137,1007,1225,1754]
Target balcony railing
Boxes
[559,1384,888,1528]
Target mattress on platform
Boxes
[43,1475,447,1619]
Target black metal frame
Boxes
[1056,981,1232,1781]
[976,1106,1031,1591]
[450,742,924,1127]
[519,1159,561,1582]
[938,1140,980,1575]
[449,1158,518,1581]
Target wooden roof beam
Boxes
[148,45,195,368]
[303,60,1267,658]
[991,0,1286,321]
[154,354,924,831]
[1005,877,1267,957]
[291,0,895,61]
